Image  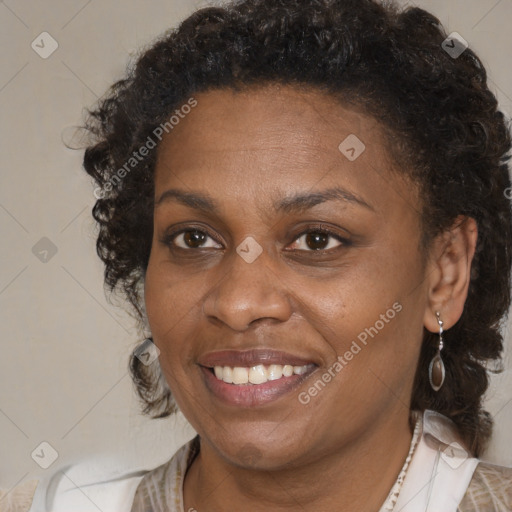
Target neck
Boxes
[184,411,415,512]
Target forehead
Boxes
[156,85,382,161]
[153,85,416,216]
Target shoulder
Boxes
[27,457,149,512]
[418,410,512,511]
[130,435,200,512]
[457,460,512,512]
[28,437,199,512]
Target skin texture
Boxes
[144,85,478,512]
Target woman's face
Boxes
[145,85,431,469]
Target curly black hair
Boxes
[82,0,512,456]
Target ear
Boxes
[423,215,478,333]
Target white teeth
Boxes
[212,363,311,385]
[294,365,308,375]
[267,364,283,381]
[222,366,233,384]
[232,367,249,384]
[249,365,267,384]
[282,365,294,377]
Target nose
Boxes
[202,244,293,331]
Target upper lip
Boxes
[198,348,318,368]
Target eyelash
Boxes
[160,225,351,253]
[289,227,350,252]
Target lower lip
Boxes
[200,366,315,407]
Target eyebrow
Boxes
[155,186,374,213]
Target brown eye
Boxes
[184,230,207,248]
[289,230,345,252]
[169,229,222,250]
[305,232,330,250]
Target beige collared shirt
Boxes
[15,410,512,511]
[129,411,512,512]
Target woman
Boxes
[28,0,512,510]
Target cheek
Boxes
[144,250,204,329]
[300,251,424,382]
[298,258,396,332]
[143,260,204,404]
[144,256,196,366]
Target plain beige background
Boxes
[1,0,511,493]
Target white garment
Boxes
[394,410,479,512]
[28,410,480,512]
[27,462,148,512]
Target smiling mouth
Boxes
[207,363,317,385]
[198,349,320,406]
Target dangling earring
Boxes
[428,311,446,392]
